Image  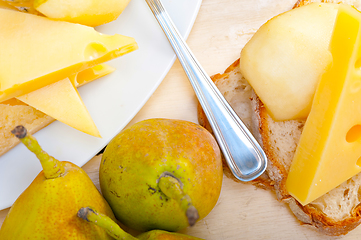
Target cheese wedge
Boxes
[0,64,114,155]
[0,8,137,102]
[15,64,115,137]
[286,4,361,205]
[17,78,100,137]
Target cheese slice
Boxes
[286,4,361,205]
[15,64,114,137]
[0,8,137,102]
[17,78,99,137]
[3,64,114,106]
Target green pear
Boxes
[78,206,204,240]
[0,125,116,239]
[99,118,223,232]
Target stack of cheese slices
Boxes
[0,6,137,156]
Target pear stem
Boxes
[11,125,65,179]
[158,173,199,226]
[77,207,137,240]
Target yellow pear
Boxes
[240,3,339,121]
[0,0,40,14]
[78,206,204,240]
[0,126,116,239]
[34,0,132,26]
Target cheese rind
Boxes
[0,8,137,102]
[286,5,361,205]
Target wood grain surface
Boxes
[2,0,360,239]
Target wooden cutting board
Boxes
[2,0,361,239]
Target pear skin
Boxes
[0,126,116,239]
[99,118,223,232]
[137,230,204,240]
[78,207,204,240]
[239,3,337,121]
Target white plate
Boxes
[0,0,202,210]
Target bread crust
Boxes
[252,96,292,200]
[287,197,361,236]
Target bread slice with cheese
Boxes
[198,1,361,233]
[198,56,361,235]
[198,2,361,228]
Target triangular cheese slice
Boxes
[17,78,100,137]
[0,8,137,102]
[15,64,115,137]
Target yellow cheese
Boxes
[72,64,115,87]
[0,8,137,102]
[18,78,99,137]
[3,64,114,106]
[286,5,361,205]
[15,64,114,137]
